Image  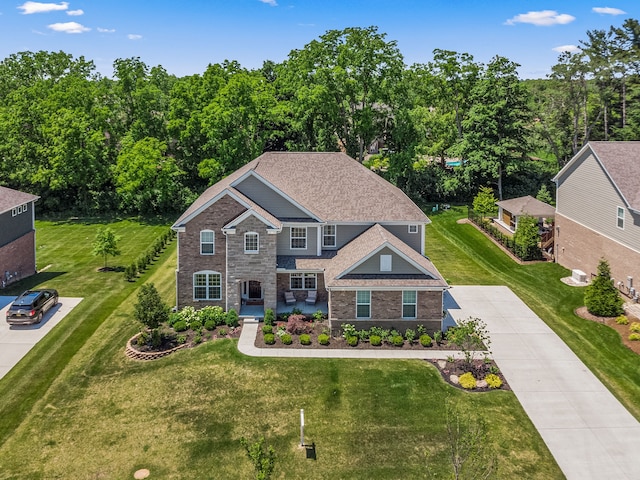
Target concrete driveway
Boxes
[0,296,83,379]
[446,286,640,480]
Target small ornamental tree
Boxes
[584,258,624,317]
[446,317,491,369]
[134,283,169,330]
[92,227,121,270]
[472,186,497,219]
[513,214,541,260]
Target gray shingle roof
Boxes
[588,141,640,211]
[0,186,39,215]
[495,195,555,218]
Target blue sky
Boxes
[1,1,639,79]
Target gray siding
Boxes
[234,175,311,219]
[350,246,423,275]
[383,224,423,253]
[0,205,33,248]
[276,226,319,255]
[331,224,371,249]
[557,151,640,252]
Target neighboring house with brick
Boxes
[0,186,40,288]
[554,142,640,300]
[172,152,448,334]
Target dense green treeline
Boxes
[1,22,640,215]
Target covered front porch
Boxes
[239,299,328,319]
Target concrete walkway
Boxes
[237,285,640,480]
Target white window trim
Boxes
[193,270,222,301]
[322,225,337,247]
[200,229,215,255]
[244,232,259,254]
[380,254,392,272]
[290,227,307,250]
[617,206,625,230]
[290,272,317,290]
[402,290,417,319]
[408,224,418,234]
[356,290,371,319]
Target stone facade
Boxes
[225,215,278,313]
[176,195,246,309]
[555,214,640,299]
[0,230,36,287]
[328,289,443,335]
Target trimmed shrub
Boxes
[124,263,137,282]
[264,333,275,345]
[419,334,433,347]
[286,314,311,334]
[200,305,226,326]
[630,322,640,333]
[485,373,503,389]
[264,308,275,326]
[392,335,404,347]
[459,372,476,389]
[300,334,311,345]
[629,333,640,341]
[219,328,227,336]
[262,325,273,334]
[136,332,148,346]
[318,334,330,345]
[204,320,216,331]
[347,335,358,347]
[134,283,169,330]
[281,333,293,345]
[190,319,203,331]
[225,309,239,327]
[173,320,188,332]
[616,315,629,325]
[584,259,624,317]
[369,335,382,346]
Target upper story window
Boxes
[617,207,625,229]
[200,230,215,255]
[11,204,28,217]
[244,232,259,254]
[408,224,418,234]
[322,225,336,247]
[193,271,222,300]
[290,227,307,250]
[380,254,392,272]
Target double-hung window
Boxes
[193,271,221,300]
[244,232,259,254]
[356,291,371,319]
[290,227,307,249]
[617,207,625,229]
[290,272,316,290]
[200,230,215,255]
[402,291,417,319]
[322,225,336,247]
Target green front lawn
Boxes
[0,218,563,479]
[427,206,640,420]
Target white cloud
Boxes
[67,9,83,16]
[259,0,278,6]
[592,7,626,15]
[97,27,115,33]
[18,1,68,14]
[552,44,581,53]
[47,21,89,33]
[127,34,142,40]
[505,10,575,26]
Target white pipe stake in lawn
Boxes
[300,409,305,446]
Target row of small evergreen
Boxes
[124,229,175,281]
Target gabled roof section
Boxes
[496,195,555,218]
[324,224,447,289]
[223,208,282,233]
[0,186,39,215]
[554,142,640,212]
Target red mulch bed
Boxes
[575,306,640,355]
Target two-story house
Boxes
[554,142,640,299]
[172,152,448,334]
[0,186,40,288]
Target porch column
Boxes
[317,225,322,256]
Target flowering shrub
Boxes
[459,372,476,390]
[485,373,502,389]
[200,306,226,327]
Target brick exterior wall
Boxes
[555,214,640,298]
[0,230,36,287]
[328,289,443,335]
[277,273,327,304]
[225,215,278,313]
[176,195,246,309]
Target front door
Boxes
[248,281,262,300]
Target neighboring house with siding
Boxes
[0,186,40,287]
[172,152,448,334]
[553,142,640,299]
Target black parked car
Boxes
[6,289,59,325]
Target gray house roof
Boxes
[554,141,640,212]
[496,195,555,218]
[0,186,39,215]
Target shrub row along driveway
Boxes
[0,296,83,379]
[446,286,640,480]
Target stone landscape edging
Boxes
[125,334,188,361]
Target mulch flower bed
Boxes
[575,306,640,355]
[129,324,242,353]
[427,358,510,392]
